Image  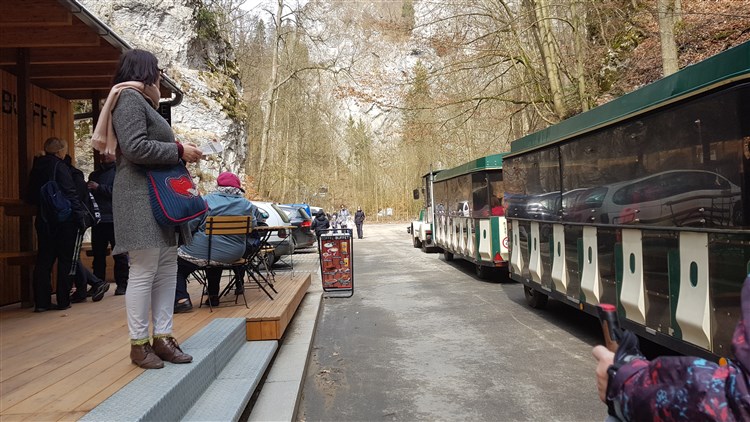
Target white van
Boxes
[252,201,296,263]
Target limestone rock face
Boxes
[78,0,247,190]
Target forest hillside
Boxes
[76,0,750,219]
[610,1,750,97]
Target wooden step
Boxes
[246,272,311,340]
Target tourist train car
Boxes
[503,41,750,359]
[410,170,442,252]
[432,154,509,279]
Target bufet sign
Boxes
[318,229,354,297]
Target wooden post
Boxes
[16,48,33,307]
[92,92,101,167]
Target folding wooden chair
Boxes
[191,215,253,312]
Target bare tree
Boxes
[657,0,680,76]
[256,0,284,193]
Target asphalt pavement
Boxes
[295,223,607,421]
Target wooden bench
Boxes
[0,198,36,217]
[0,200,37,265]
[0,251,37,266]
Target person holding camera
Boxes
[593,275,750,421]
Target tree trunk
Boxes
[256,0,283,193]
[530,0,566,119]
[657,0,679,76]
[280,116,291,201]
[571,0,589,112]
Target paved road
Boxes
[296,223,606,421]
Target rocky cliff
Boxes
[77,0,247,189]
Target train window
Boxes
[488,172,505,216]
[472,172,489,217]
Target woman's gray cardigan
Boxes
[111,89,182,254]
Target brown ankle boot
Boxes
[130,342,164,369]
[152,336,193,364]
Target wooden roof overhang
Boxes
[0,0,186,309]
[0,0,183,104]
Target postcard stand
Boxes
[317,228,354,298]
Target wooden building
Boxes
[0,0,183,306]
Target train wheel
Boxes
[475,264,491,280]
[443,250,454,261]
[524,286,548,309]
[413,236,422,248]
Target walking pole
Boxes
[69,228,84,276]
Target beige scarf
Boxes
[91,81,161,156]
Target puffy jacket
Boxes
[88,162,115,223]
[179,191,257,263]
[310,213,330,237]
[337,208,350,226]
[65,157,100,228]
[607,275,750,421]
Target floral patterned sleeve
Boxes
[608,276,750,421]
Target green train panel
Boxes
[510,220,749,356]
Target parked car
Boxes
[283,203,311,219]
[525,191,561,221]
[566,170,741,227]
[252,201,295,263]
[277,204,316,248]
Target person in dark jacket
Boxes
[354,207,365,239]
[88,154,129,295]
[65,155,109,303]
[25,137,85,312]
[310,210,330,238]
[593,274,750,421]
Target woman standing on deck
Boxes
[93,49,202,369]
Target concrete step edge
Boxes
[181,341,278,422]
[81,318,247,422]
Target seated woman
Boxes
[490,196,505,216]
[174,172,260,312]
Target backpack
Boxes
[39,162,72,224]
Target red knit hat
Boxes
[217,172,242,190]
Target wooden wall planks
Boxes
[1,69,73,306]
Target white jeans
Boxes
[126,247,177,341]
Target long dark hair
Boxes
[112,49,160,85]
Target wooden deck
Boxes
[0,271,312,421]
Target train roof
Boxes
[434,153,505,182]
[421,169,443,178]
[507,40,750,157]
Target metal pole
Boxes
[429,164,435,225]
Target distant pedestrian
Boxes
[66,154,110,303]
[88,153,129,295]
[338,205,350,229]
[331,212,338,229]
[311,209,330,238]
[354,207,365,239]
[25,137,85,312]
